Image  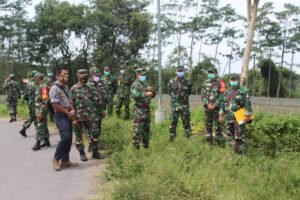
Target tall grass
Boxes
[99,107,300,200]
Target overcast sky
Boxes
[25,0,300,75]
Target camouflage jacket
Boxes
[168,76,192,111]
[25,79,36,106]
[3,79,20,102]
[117,73,132,97]
[220,86,252,121]
[201,78,222,108]
[35,83,48,116]
[101,74,117,99]
[87,79,105,115]
[70,83,98,122]
[131,80,155,115]
[44,76,54,89]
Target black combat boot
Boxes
[92,149,104,159]
[40,138,51,147]
[19,127,27,137]
[87,144,93,152]
[32,140,41,151]
[13,114,17,122]
[9,114,14,123]
[79,149,88,162]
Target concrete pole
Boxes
[155,0,166,123]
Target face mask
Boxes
[139,75,146,82]
[208,73,215,79]
[93,76,100,83]
[80,77,88,84]
[176,71,184,77]
[104,71,110,76]
[120,70,125,74]
[47,73,53,77]
[230,81,238,87]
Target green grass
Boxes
[99,108,300,200]
[0,100,29,120]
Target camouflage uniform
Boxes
[168,69,192,141]
[87,67,105,152]
[71,69,100,160]
[201,67,223,142]
[220,74,252,153]
[3,74,20,122]
[34,74,50,143]
[116,66,132,119]
[101,67,117,116]
[130,69,155,149]
[20,71,38,137]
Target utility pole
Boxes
[155,0,166,123]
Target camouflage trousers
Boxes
[34,112,49,142]
[74,121,99,151]
[116,95,130,119]
[23,104,36,129]
[169,107,191,138]
[6,100,17,116]
[132,111,150,149]
[204,108,222,138]
[104,94,115,116]
[226,121,247,153]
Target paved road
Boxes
[0,120,104,200]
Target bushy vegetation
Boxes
[99,108,300,200]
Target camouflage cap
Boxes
[120,65,127,69]
[9,74,15,78]
[31,70,38,78]
[34,72,45,80]
[136,67,146,75]
[89,67,100,75]
[177,65,184,70]
[208,65,218,73]
[104,66,110,71]
[229,73,239,80]
[78,69,88,76]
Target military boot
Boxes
[32,140,41,151]
[87,143,93,152]
[13,114,17,122]
[79,149,88,162]
[9,114,14,123]
[40,138,51,147]
[92,149,104,159]
[19,127,27,137]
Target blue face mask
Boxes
[176,71,184,77]
[230,81,238,87]
[104,71,110,76]
[139,75,146,82]
[120,70,125,74]
[208,73,215,79]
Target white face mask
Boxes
[93,76,100,83]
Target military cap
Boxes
[104,66,110,71]
[229,73,239,80]
[120,65,125,69]
[9,74,15,78]
[177,65,184,71]
[34,72,45,80]
[31,70,38,78]
[136,68,146,75]
[89,67,100,75]
[77,69,88,77]
[208,65,218,73]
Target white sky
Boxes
[25,0,300,75]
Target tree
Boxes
[240,0,260,86]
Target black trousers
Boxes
[54,112,73,163]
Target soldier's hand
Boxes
[218,115,223,123]
[72,120,78,126]
[37,113,43,121]
[145,91,153,97]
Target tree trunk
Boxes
[252,54,256,96]
[288,50,295,98]
[198,37,203,64]
[240,0,260,86]
[189,31,195,69]
[276,34,286,98]
[267,63,271,97]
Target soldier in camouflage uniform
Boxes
[86,67,105,157]
[19,71,38,137]
[116,65,132,119]
[101,66,117,116]
[32,73,51,151]
[201,66,223,143]
[3,74,21,122]
[130,68,155,149]
[168,66,192,142]
[71,69,102,161]
[45,69,55,121]
[219,74,252,153]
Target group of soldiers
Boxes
[3,64,253,158]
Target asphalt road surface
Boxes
[0,119,104,200]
